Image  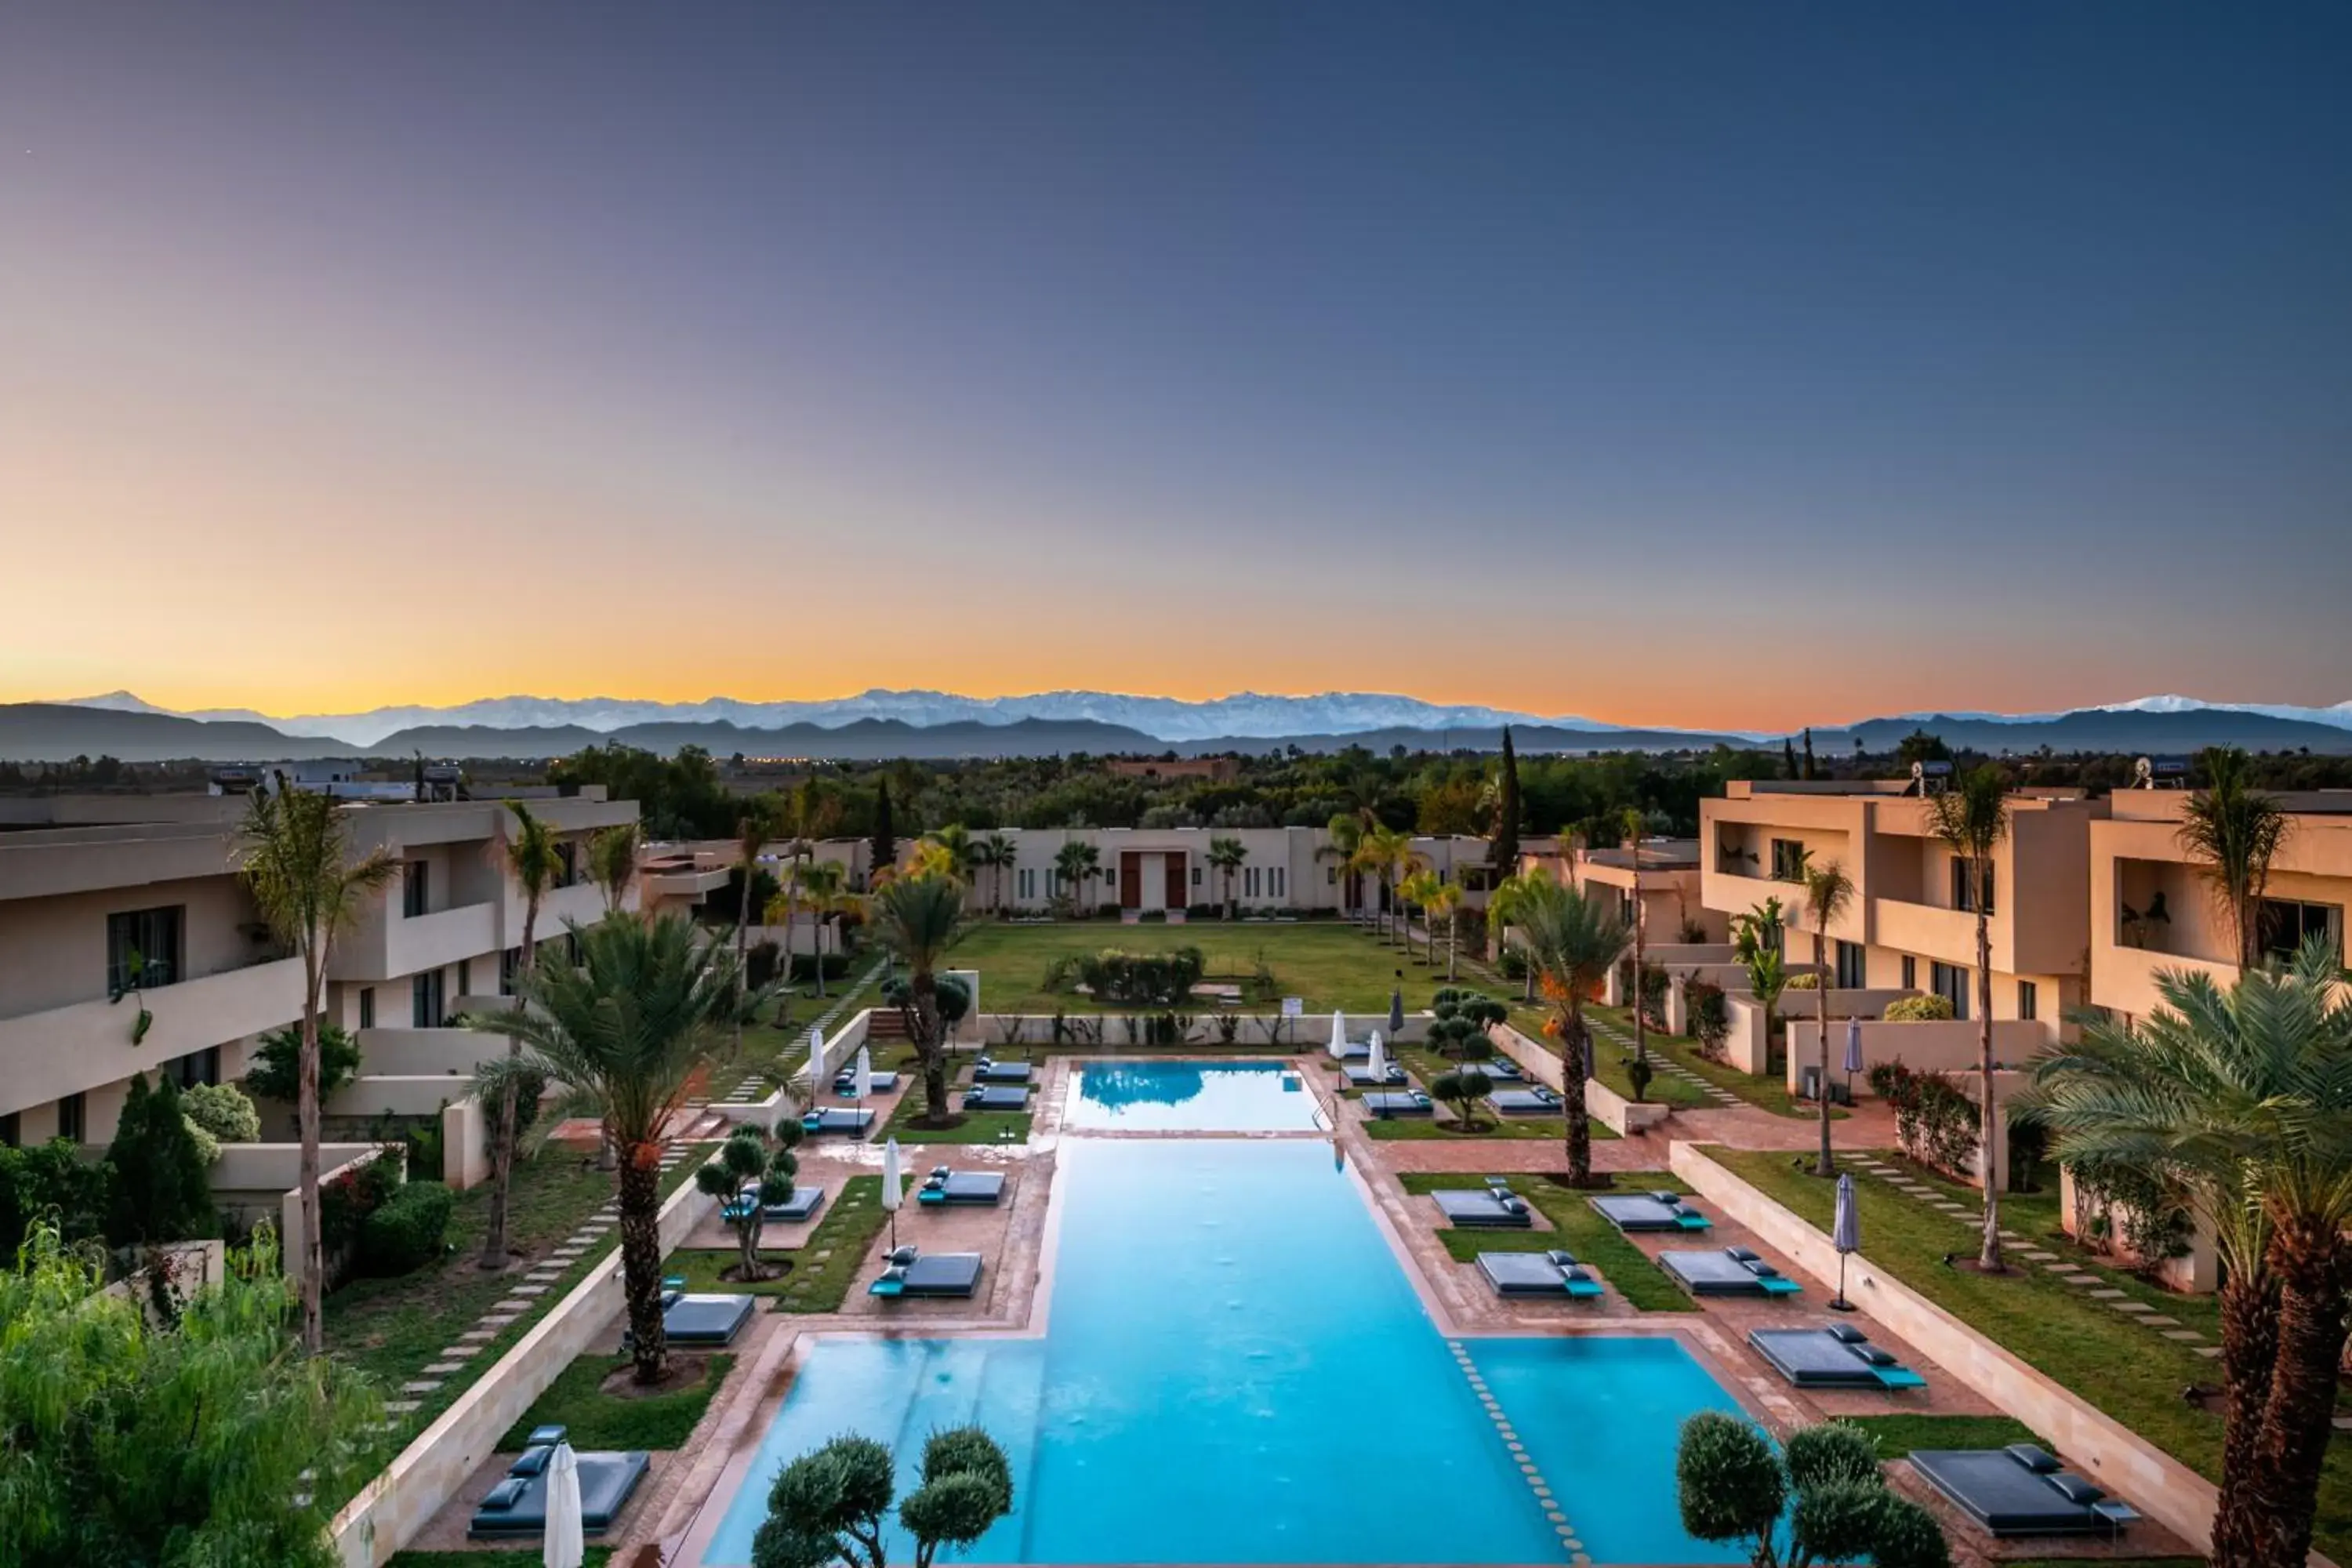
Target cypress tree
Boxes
[1802,728,1817,780]
[870,778,897,880]
[106,1074,214,1247]
[1490,726,1522,874]
[1783,737,1800,779]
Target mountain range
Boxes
[2,688,2349,762]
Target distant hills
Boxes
[7,694,2352,763]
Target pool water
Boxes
[700,1139,1747,1565]
[1063,1058,1329,1132]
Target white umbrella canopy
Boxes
[542,1442,584,1568]
[854,1045,874,1102]
[1368,1032,1387,1081]
[808,1025,829,1083]
[881,1136,903,1247]
[1329,1010,1346,1060]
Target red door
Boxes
[1165,851,1187,909]
[1119,851,1142,909]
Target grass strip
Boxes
[1398,1171,1696,1312]
[499,1351,735,1450]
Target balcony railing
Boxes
[0,954,305,1112]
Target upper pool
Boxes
[1063,1058,1327,1132]
[700,1139,1748,1565]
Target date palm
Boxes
[1207,835,1248,918]
[923,822,978,887]
[866,872,970,1123]
[1486,869,1546,1000]
[1928,764,2012,1269]
[1426,878,1465,982]
[1399,869,1443,965]
[1511,877,1629,1189]
[2178,746,2294,974]
[2020,938,2352,1568]
[972,831,1016,916]
[238,786,397,1352]
[588,821,641,915]
[731,802,780,1048]
[470,913,762,1384]
[769,858,851,998]
[1799,856,1857,1178]
[481,801,564,1270]
[1320,812,1367,920]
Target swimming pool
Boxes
[1062,1058,1328,1132]
[700,1139,1747,1565]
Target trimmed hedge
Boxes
[1883,994,1955,1022]
[361,1179,455,1276]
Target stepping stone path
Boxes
[1450,1339,1587,1561]
[1584,1012,1744,1109]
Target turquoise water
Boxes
[1064,1058,1328,1131]
[700,1139,1747,1564]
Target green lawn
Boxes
[1840,1412,2045,1458]
[499,1351,735,1450]
[662,1173,906,1314]
[1398,1171,1697,1312]
[1711,1146,2352,1559]
[324,1139,716,1464]
[665,1245,797,1297]
[880,1086,1033,1145]
[947,920,1438,1015]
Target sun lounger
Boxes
[1432,1188,1534,1228]
[1344,1063,1410,1088]
[869,1246,985,1299]
[1477,1058,1526,1082]
[1660,1247,1803,1298]
[800,1106,875,1137]
[1490,1085,1565,1115]
[1590,1191,1713,1232]
[720,1184,826,1225]
[468,1437,649,1539]
[630,1290,756,1346]
[971,1058,1033,1083]
[964,1084,1030,1112]
[1335,1039,1374,1062]
[1908,1446,2142,1538]
[1360,1090,1433,1116]
[916,1167,1005,1207]
[1748,1326,1926,1389]
[1478,1249,1604,1298]
[832,1069,901,1094]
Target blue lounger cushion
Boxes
[972,1059,1033,1083]
[800,1107,876,1136]
[1490,1086,1564,1114]
[1749,1328,1927,1390]
[1361,1091,1433,1116]
[469,1450,651,1538]
[869,1250,985,1298]
[1433,1189,1534,1228]
[1478,1250,1603,1298]
[1908,1449,2140,1537]
[1661,1250,1804,1298]
[964,1085,1030,1112]
[916,1169,1005,1206]
[1589,1193,1711,1232]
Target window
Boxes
[1619,890,1637,924]
[1835,940,1865,989]
[359,987,376,1029]
[2017,980,2038,1022]
[1950,856,1995,916]
[57,1093,86,1144]
[403,860,430,918]
[1246,867,1261,898]
[556,840,579,887]
[1018,868,1036,900]
[2258,899,2342,964]
[1769,839,1807,883]
[1327,866,1337,885]
[457,959,473,998]
[412,969,446,1028]
[1900,954,1916,990]
[1272,867,1285,899]
[0,1112,16,1149]
[170,1047,220,1089]
[501,947,522,993]
[1930,961,1969,1020]
[107,906,183,995]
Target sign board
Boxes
[1280,997,1304,1018]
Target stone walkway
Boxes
[698,953,890,1116]
[1838,1150,2220,1360]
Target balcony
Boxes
[0,955,304,1111]
[536,880,611,932]
[2092,942,2236,1022]
[1871,896,1986,970]
[333,902,501,983]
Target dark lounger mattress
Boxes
[1432,1189,1534,1228]
[1490,1087,1564,1114]
[964,1084,1030,1111]
[1342,1064,1409,1087]
[917,1171,1005,1206]
[1660,1250,1801,1297]
[470,1450,650,1538]
[1359,1091,1432,1116]
[1589,1192,1711,1232]
[802,1107,875,1135]
[833,1070,900,1094]
[1478,1250,1603,1298]
[664,1292,757,1345]
[870,1251,985,1298]
[1749,1328,1926,1388]
[1908,1448,2138,1537]
[972,1060,1033,1083]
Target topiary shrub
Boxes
[1678,1415,1929,1568]
[359,1179,454,1276]
[1431,1068,1494,1131]
[1676,1411,1785,1556]
[180,1082,261,1157]
[1870,1494,1954,1568]
[1883,994,1955,1022]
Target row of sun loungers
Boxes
[470,1426,649,1540]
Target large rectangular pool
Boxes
[700,1139,1747,1565]
[1062,1058,1328,1132]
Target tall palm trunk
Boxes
[2214,1270,2283,1567]
[296,948,325,1354]
[1973,865,2002,1270]
[1563,1000,1594,1187]
[812,913,828,1000]
[2249,1221,2350,1568]
[1446,912,1458,982]
[617,1143,668,1383]
[1814,927,1834,1178]
[1630,907,1647,1068]
[482,903,536,1269]
[915,973,949,1123]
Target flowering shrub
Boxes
[1867,1062,1978,1177]
[1683,978,1730,1062]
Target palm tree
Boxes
[1928,764,2011,1269]
[587,821,641,915]
[1399,869,1443,965]
[1799,856,1857,1178]
[2178,746,2294,974]
[923,823,978,887]
[1052,840,1093,916]
[770,858,851,999]
[1207,836,1248,918]
[1427,878,1465,982]
[238,788,397,1352]
[1731,898,1792,1056]
[1511,878,1629,1189]
[866,873,970,1123]
[731,803,779,1048]
[469,913,760,1384]
[1486,869,1547,1001]
[972,832,1016,916]
[481,801,564,1270]
[2020,938,2352,1568]
[1321,812,1367,920]
[1621,807,1650,1070]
